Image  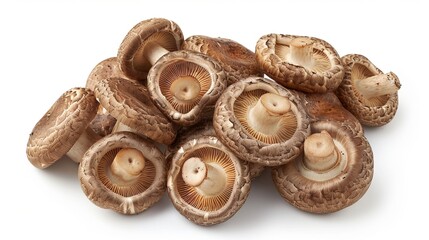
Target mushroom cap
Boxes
[301,92,364,135]
[27,88,99,169]
[147,50,227,126]
[182,35,263,85]
[335,54,400,126]
[213,77,311,166]
[94,77,177,145]
[255,34,344,93]
[167,136,251,226]
[118,18,184,81]
[272,120,374,213]
[79,131,166,214]
[85,57,124,92]
[168,120,265,179]
[88,106,117,137]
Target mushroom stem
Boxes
[144,42,170,66]
[356,72,401,99]
[170,76,201,104]
[182,157,227,196]
[248,93,292,135]
[288,37,314,66]
[303,130,339,172]
[110,148,146,184]
[66,128,100,163]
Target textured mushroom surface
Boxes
[256,34,344,93]
[272,121,373,213]
[86,57,125,91]
[94,77,176,145]
[88,108,117,137]
[147,50,227,126]
[214,77,310,166]
[118,18,184,81]
[336,54,400,126]
[167,136,251,226]
[27,88,99,169]
[79,132,166,214]
[182,35,263,85]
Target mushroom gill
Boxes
[97,148,156,197]
[351,63,390,107]
[159,61,212,113]
[275,37,331,74]
[234,89,297,144]
[134,31,179,73]
[177,147,236,212]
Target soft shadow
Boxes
[43,156,80,182]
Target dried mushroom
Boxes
[118,18,184,81]
[256,34,344,93]
[79,132,166,214]
[167,136,250,225]
[94,77,177,145]
[272,120,373,213]
[147,50,227,126]
[27,88,100,168]
[182,35,263,85]
[214,77,310,166]
[336,54,401,126]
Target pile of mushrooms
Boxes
[27,18,401,225]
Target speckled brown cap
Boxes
[336,54,401,127]
[85,57,125,91]
[88,105,117,137]
[94,77,177,145]
[79,131,166,214]
[182,35,263,85]
[27,88,99,169]
[167,136,251,226]
[272,120,373,213]
[256,34,344,93]
[147,50,227,126]
[118,18,184,81]
[214,77,311,166]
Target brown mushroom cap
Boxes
[168,120,265,179]
[272,120,373,213]
[27,88,99,169]
[182,35,263,85]
[147,50,227,126]
[94,77,177,145]
[167,136,250,225]
[255,34,344,93]
[85,57,124,91]
[88,105,117,137]
[335,54,401,127]
[118,18,184,81]
[79,131,166,214]
[213,77,311,166]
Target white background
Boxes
[1,0,426,239]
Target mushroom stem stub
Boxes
[303,130,338,172]
[110,148,146,183]
[170,76,201,103]
[144,42,170,66]
[288,37,314,67]
[66,128,100,163]
[248,93,291,135]
[356,72,401,99]
[182,157,227,196]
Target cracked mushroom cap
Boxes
[168,120,265,179]
[85,57,125,92]
[255,34,344,93]
[182,35,263,85]
[79,131,166,214]
[118,18,184,81]
[335,54,401,127]
[167,136,251,226]
[272,120,373,213]
[27,88,99,169]
[213,77,311,166]
[94,77,176,145]
[147,50,227,126]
